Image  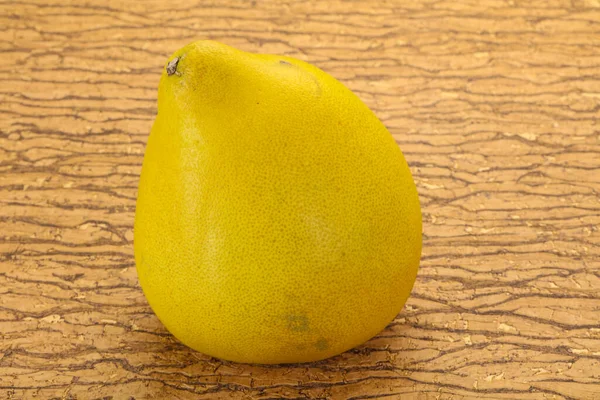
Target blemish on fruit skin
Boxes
[315,338,329,351]
[279,58,321,97]
[285,315,309,332]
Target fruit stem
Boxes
[166,57,180,76]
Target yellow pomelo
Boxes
[134,40,421,364]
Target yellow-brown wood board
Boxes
[1,1,599,399]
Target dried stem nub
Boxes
[166,57,180,76]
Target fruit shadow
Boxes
[141,314,416,398]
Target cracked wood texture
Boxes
[1,0,600,399]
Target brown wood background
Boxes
[1,0,600,399]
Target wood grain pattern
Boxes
[1,0,599,398]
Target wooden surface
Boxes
[1,1,600,399]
